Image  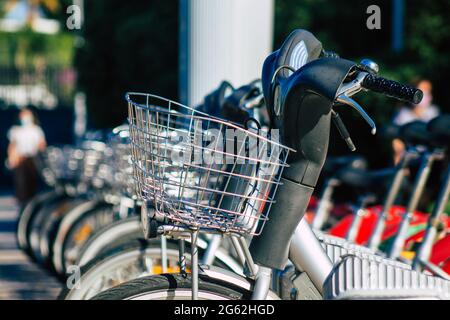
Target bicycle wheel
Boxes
[52,201,115,275]
[76,216,142,267]
[76,216,244,275]
[28,196,81,265]
[59,240,184,300]
[16,190,64,255]
[91,273,251,300]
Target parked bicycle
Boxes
[92,30,450,300]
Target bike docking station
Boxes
[3,2,450,316]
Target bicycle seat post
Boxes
[388,148,443,260]
[367,148,417,251]
[345,194,373,243]
[311,178,340,230]
[413,165,450,271]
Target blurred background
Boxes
[0,0,449,191]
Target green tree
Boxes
[274,0,450,167]
[76,0,178,128]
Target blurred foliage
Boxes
[0,29,74,68]
[275,0,450,167]
[76,0,178,128]
[78,0,449,141]
[0,0,75,68]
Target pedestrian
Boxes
[6,108,47,207]
[391,79,440,164]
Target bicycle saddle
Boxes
[199,81,234,117]
[322,155,368,176]
[379,123,401,141]
[221,82,261,125]
[334,167,395,190]
[428,115,450,148]
[399,120,431,146]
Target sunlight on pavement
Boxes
[0,195,61,300]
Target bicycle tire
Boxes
[59,240,182,300]
[91,273,251,300]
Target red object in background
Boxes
[441,259,450,274]
[308,197,450,275]
[430,234,450,270]
[328,205,432,245]
[304,197,354,225]
[304,196,318,224]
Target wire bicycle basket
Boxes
[127,93,293,236]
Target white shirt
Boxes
[8,124,45,157]
[392,105,440,126]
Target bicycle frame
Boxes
[156,218,332,300]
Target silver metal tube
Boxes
[161,235,168,273]
[237,236,258,278]
[201,234,222,265]
[191,230,199,300]
[251,266,272,300]
[311,178,339,230]
[289,219,333,293]
[413,166,450,270]
[179,239,187,275]
[368,153,412,251]
[420,261,450,281]
[346,207,366,242]
[230,235,246,266]
[388,152,436,259]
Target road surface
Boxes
[0,195,62,299]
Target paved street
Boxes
[0,195,62,300]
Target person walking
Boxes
[7,108,47,207]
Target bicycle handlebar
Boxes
[361,73,423,104]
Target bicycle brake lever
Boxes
[335,94,377,135]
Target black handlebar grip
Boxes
[362,74,423,104]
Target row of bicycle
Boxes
[17,29,450,300]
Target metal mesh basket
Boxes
[41,142,114,193]
[40,145,84,185]
[128,93,293,236]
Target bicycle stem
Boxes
[250,58,357,298]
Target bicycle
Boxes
[93,29,450,300]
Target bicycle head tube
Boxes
[250,30,357,270]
